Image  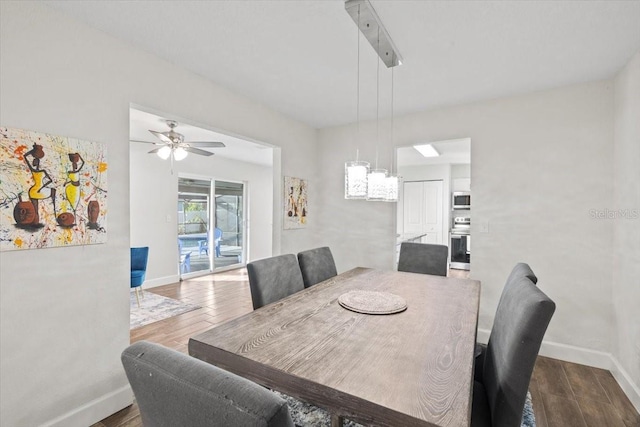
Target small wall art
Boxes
[0,127,108,251]
[284,176,307,230]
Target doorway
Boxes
[395,138,471,270]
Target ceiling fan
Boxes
[134,120,226,161]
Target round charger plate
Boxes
[338,290,407,315]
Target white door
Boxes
[422,180,443,244]
[403,181,425,234]
[402,180,443,244]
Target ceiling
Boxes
[44,1,640,129]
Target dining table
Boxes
[189,267,481,427]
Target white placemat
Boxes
[338,290,407,315]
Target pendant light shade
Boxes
[383,174,399,202]
[345,160,370,199]
[367,168,388,200]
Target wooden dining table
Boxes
[189,268,481,427]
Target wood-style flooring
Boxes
[94,269,639,427]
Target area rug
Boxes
[130,291,200,330]
[274,390,535,427]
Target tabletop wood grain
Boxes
[189,268,481,427]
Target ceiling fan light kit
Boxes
[344,0,401,202]
[156,145,172,160]
[172,146,188,161]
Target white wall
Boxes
[0,2,317,426]
[317,122,397,271]
[451,164,471,180]
[130,142,273,286]
[318,80,616,366]
[612,51,640,408]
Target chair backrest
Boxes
[490,262,539,316]
[482,276,555,426]
[506,262,538,285]
[121,341,294,427]
[247,254,305,310]
[214,227,223,241]
[297,247,338,288]
[397,242,448,276]
[130,247,149,288]
[181,252,191,274]
[131,247,149,271]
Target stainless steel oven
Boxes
[450,231,470,270]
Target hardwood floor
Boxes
[94,269,639,427]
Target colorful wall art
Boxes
[0,127,108,251]
[284,176,307,230]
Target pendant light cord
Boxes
[356,5,361,162]
[375,27,380,170]
[390,66,394,174]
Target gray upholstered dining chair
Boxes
[475,262,538,361]
[297,246,338,288]
[247,254,305,310]
[121,341,294,427]
[397,242,448,276]
[472,276,555,427]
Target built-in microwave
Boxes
[452,192,471,209]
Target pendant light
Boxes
[345,4,370,199]
[343,0,402,202]
[367,28,388,201]
[384,67,400,202]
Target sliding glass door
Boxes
[214,180,245,270]
[178,178,212,277]
[178,176,245,279]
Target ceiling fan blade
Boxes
[184,147,214,156]
[149,129,172,144]
[185,141,226,148]
[147,147,163,154]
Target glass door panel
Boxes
[214,180,245,270]
[178,178,212,278]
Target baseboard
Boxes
[42,385,133,427]
[143,274,180,289]
[477,328,640,412]
[537,339,612,370]
[610,356,640,413]
[141,267,246,289]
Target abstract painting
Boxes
[284,176,307,229]
[0,127,108,251]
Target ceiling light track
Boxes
[345,0,402,68]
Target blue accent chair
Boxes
[131,247,149,307]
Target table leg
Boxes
[331,414,344,427]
